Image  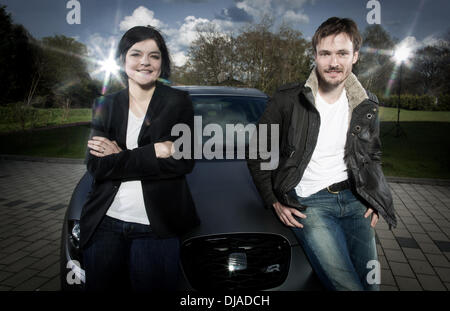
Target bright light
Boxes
[394,46,411,63]
[99,56,120,76]
[91,44,124,95]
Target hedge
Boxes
[379,94,450,111]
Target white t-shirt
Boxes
[295,89,349,198]
[106,109,150,225]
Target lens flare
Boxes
[88,39,126,95]
[394,46,412,63]
[99,55,120,76]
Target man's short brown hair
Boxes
[312,17,362,54]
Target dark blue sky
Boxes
[2,0,449,66]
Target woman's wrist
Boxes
[154,143,161,158]
[154,141,174,158]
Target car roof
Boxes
[172,85,268,98]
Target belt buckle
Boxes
[327,186,339,194]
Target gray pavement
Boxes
[0,158,449,291]
[0,159,85,291]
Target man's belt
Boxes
[326,180,351,194]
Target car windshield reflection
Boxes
[191,95,267,158]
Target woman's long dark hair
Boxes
[117,25,171,79]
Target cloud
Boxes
[167,0,315,66]
[171,51,189,67]
[396,36,420,51]
[282,10,309,24]
[105,1,315,68]
[235,0,313,23]
[119,6,166,31]
[86,33,117,58]
[112,8,226,67]
[169,16,213,50]
[236,0,272,19]
[166,16,236,66]
[394,35,443,55]
[421,35,442,47]
[215,7,253,23]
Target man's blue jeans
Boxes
[291,188,379,291]
[83,215,180,291]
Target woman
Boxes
[79,26,200,291]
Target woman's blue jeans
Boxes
[291,188,379,291]
[83,215,180,291]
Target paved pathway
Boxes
[0,160,85,291]
[0,159,449,291]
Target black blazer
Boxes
[80,81,200,249]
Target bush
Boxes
[438,95,450,111]
[379,94,450,111]
[31,95,50,108]
[6,102,40,130]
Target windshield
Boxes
[191,95,267,159]
[192,95,266,126]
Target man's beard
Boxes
[317,66,348,90]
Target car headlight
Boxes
[72,221,80,242]
[69,220,80,250]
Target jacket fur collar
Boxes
[304,68,368,114]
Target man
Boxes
[247,17,397,291]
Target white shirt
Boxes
[106,109,150,225]
[295,89,349,198]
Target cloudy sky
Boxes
[2,0,450,67]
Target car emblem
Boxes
[264,264,281,273]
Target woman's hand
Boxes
[154,141,175,158]
[88,136,122,157]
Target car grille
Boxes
[180,233,290,290]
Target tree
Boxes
[234,18,311,94]
[185,17,311,94]
[0,5,41,106]
[356,24,396,94]
[234,17,276,92]
[171,62,199,85]
[37,35,98,109]
[274,24,311,88]
[411,41,450,95]
[187,24,235,85]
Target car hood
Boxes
[184,159,299,245]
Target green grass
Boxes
[0,108,449,179]
[379,107,450,122]
[380,122,450,179]
[0,107,449,133]
[0,107,91,133]
[0,125,91,158]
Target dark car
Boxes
[60,86,322,291]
